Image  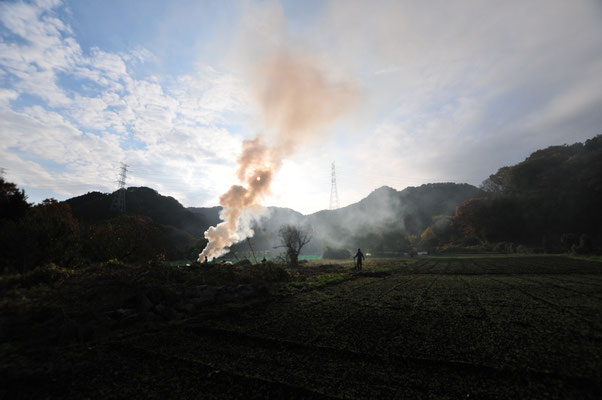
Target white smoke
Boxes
[199,50,358,261]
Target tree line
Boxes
[0,179,205,274]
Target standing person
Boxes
[353,248,365,271]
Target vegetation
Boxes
[277,224,312,267]
[2,256,600,399]
[453,135,602,251]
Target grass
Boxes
[2,255,601,399]
[288,272,349,290]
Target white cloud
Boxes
[0,0,252,207]
[0,88,18,106]
[1,0,601,213]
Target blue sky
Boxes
[1,0,602,214]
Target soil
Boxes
[2,256,601,398]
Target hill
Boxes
[226,183,483,257]
[458,134,602,250]
[66,187,207,237]
[59,134,602,258]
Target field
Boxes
[2,256,602,398]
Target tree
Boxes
[83,215,164,262]
[419,226,438,251]
[277,224,311,267]
[0,178,29,220]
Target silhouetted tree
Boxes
[277,224,311,267]
[83,215,164,262]
[0,178,29,220]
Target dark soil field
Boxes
[2,256,602,399]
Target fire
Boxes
[256,176,261,182]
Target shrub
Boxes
[0,263,71,290]
[572,234,593,254]
[493,242,516,253]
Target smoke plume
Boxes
[199,50,357,261]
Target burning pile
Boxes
[199,51,357,261]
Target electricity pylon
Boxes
[329,161,340,210]
[110,162,128,213]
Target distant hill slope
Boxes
[188,206,222,229]
[476,134,602,244]
[225,182,483,256]
[53,134,602,258]
[309,182,483,235]
[303,182,482,253]
[65,187,206,237]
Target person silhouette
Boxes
[353,248,365,271]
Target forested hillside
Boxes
[455,134,602,252]
[1,135,601,273]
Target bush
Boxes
[493,242,516,253]
[83,215,165,263]
[516,245,532,254]
[0,199,80,273]
[0,263,71,290]
[561,233,578,252]
[572,234,593,254]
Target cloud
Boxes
[0,0,80,106]
[0,88,18,107]
[1,0,601,215]
[310,0,602,189]
[0,0,254,207]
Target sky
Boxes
[1,0,601,215]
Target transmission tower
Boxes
[110,162,128,213]
[329,161,340,210]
